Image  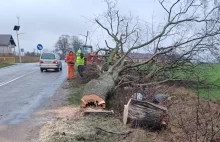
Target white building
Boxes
[0,34,16,55]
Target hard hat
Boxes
[77,49,82,54]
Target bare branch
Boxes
[159,0,169,14]
[134,79,184,86]
[105,40,113,49]
[95,19,116,40]
[116,10,124,37]
[96,48,111,55]
[168,0,181,21]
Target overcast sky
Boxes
[0,0,166,52]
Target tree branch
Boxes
[105,40,113,49]
[133,79,184,86]
[95,19,116,41]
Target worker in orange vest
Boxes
[66,50,75,80]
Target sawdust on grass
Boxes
[38,106,151,142]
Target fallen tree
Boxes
[80,0,220,108]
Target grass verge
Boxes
[0,63,14,68]
[68,83,84,106]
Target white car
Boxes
[39,52,62,72]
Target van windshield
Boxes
[41,53,55,59]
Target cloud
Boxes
[0,0,166,52]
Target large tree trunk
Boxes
[80,73,115,108]
[123,99,168,130]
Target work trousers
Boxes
[78,65,84,78]
[67,65,74,79]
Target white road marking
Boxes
[0,71,37,87]
[0,75,25,87]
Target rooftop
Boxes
[0,34,16,46]
[128,53,153,59]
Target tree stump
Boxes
[123,98,168,130]
[80,74,115,108]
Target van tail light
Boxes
[53,60,58,64]
[39,60,44,64]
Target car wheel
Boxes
[55,68,60,72]
[40,68,44,72]
[60,66,62,71]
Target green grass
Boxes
[0,63,14,68]
[139,63,220,100]
[195,64,220,100]
[176,63,220,100]
[68,83,84,105]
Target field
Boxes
[195,64,220,100]
[172,63,220,100]
[138,63,220,100]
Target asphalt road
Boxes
[0,62,67,125]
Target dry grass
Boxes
[110,85,220,142]
[0,55,39,63]
[16,56,40,63]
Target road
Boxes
[0,62,67,125]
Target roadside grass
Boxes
[67,72,84,106]
[0,63,14,68]
[68,84,84,106]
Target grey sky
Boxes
[0,0,165,52]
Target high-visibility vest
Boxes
[76,55,85,66]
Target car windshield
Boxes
[41,53,55,59]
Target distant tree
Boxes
[55,35,70,58]
[25,51,39,57]
[70,36,83,53]
[43,48,49,52]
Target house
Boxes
[0,34,16,55]
[126,52,189,63]
[126,53,154,63]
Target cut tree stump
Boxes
[123,98,168,130]
[80,74,115,108]
[84,108,114,116]
[80,94,106,108]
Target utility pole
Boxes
[14,17,22,63]
[79,31,89,46]
[85,31,88,46]
[17,17,22,63]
